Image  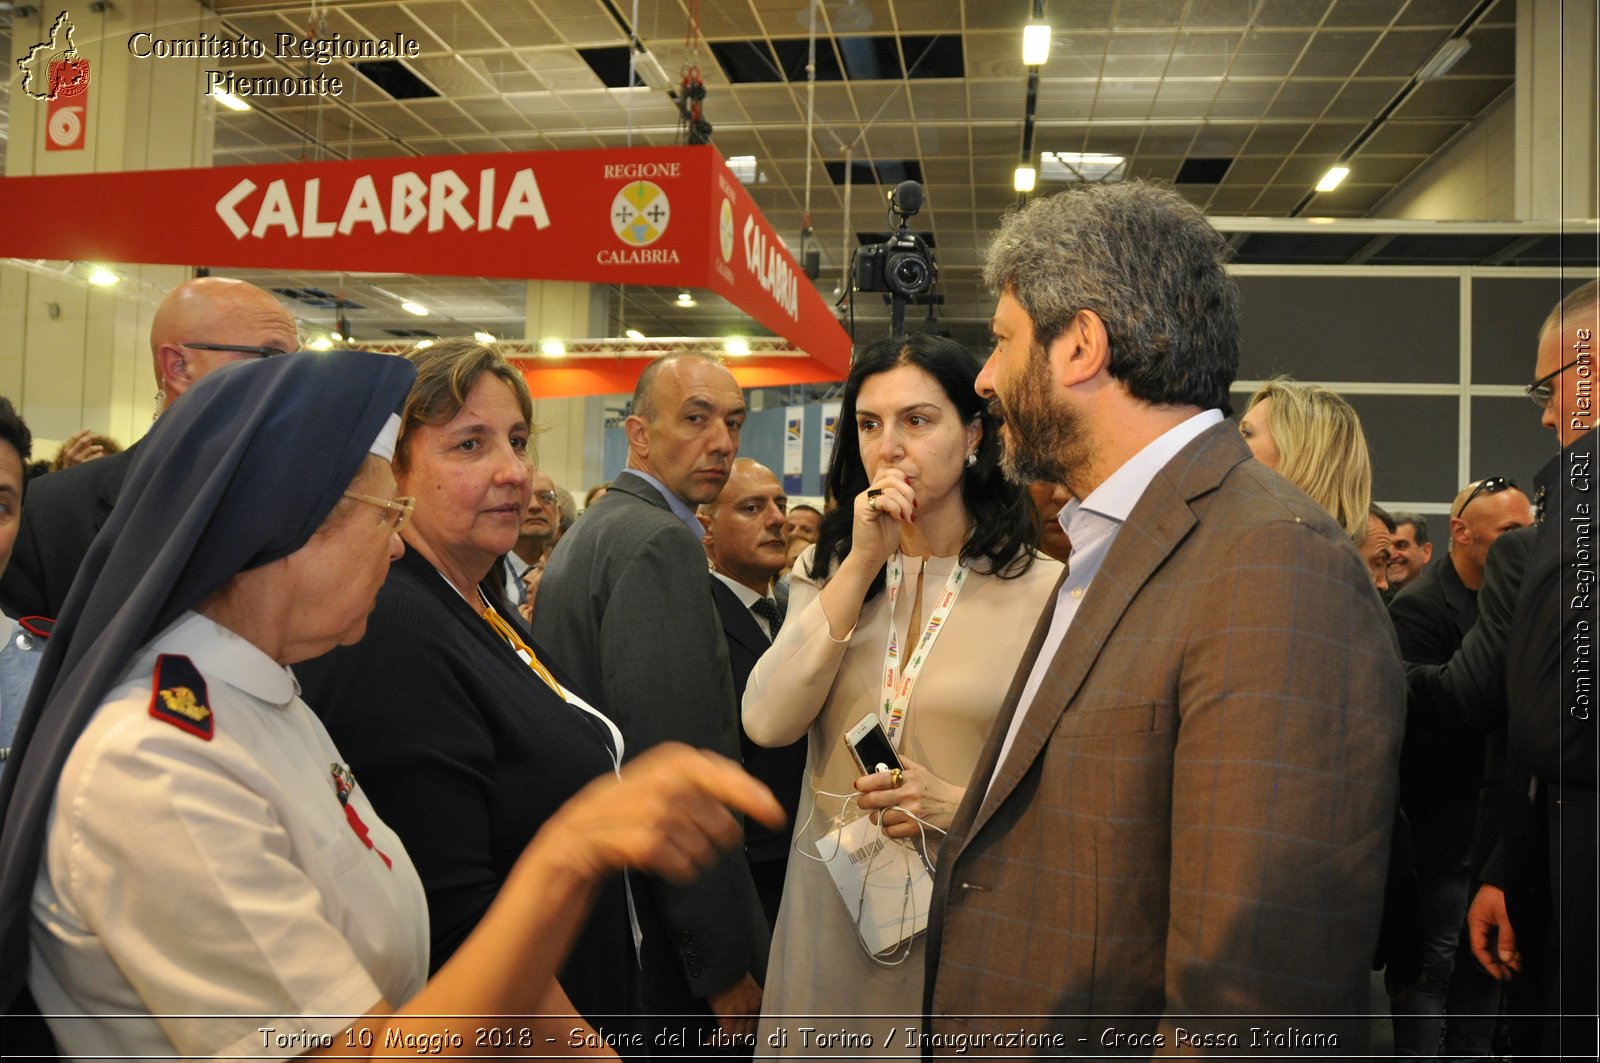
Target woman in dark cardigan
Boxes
[296,338,642,1047]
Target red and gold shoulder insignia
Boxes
[148,654,213,740]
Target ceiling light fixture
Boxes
[401,301,430,316]
[1013,164,1037,193]
[1022,22,1052,66]
[307,336,334,351]
[474,331,496,343]
[625,329,646,340]
[1040,151,1127,183]
[676,291,697,308]
[1416,37,1471,81]
[727,155,760,184]
[540,338,567,357]
[724,337,751,356]
[86,267,120,287]
[1315,166,1350,193]
[212,89,251,112]
[633,47,675,92]
[415,339,434,349]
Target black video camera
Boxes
[853,180,936,299]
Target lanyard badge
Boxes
[881,553,968,744]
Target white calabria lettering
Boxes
[742,216,798,321]
[595,248,682,264]
[214,168,551,241]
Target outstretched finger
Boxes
[633,745,786,832]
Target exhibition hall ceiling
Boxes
[0,0,1528,352]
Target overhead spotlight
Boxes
[540,338,567,357]
[1022,22,1052,66]
[474,331,496,343]
[676,290,697,308]
[212,89,251,112]
[1315,165,1350,193]
[307,336,334,351]
[86,267,120,287]
[724,337,750,356]
[625,328,646,340]
[401,301,430,316]
[1013,164,1037,193]
[415,339,435,349]
[331,332,344,342]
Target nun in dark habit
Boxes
[0,350,781,1060]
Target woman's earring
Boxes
[965,451,978,468]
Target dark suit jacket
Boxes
[294,547,640,1036]
[1405,528,1534,875]
[1,447,136,620]
[1490,428,1597,1054]
[708,577,803,865]
[923,423,1404,1049]
[1389,553,1484,870]
[533,471,768,1009]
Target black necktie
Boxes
[750,597,782,639]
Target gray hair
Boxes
[1540,278,1600,341]
[983,181,1239,413]
[1390,512,1429,546]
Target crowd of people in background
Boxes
[0,183,1593,1061]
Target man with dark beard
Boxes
[921,182,1404,1053]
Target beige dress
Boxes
[743,546,1063,1057]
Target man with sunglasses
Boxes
[0,278,297,620]
[1386,475,1531,1058]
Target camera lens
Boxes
[886,251,933,296]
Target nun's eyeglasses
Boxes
[343,492,415,532]
[181,342,291,359]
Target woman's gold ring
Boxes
[868,496,880,511]
[889,768,903,788]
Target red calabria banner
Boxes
[0,146,850,385]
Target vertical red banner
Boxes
[45,57,89,152]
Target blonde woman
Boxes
[1238,376,1372,541]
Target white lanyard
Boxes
[439,568,640,956]
[880,552,967,744]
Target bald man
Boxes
[536,354,769,1051]
[0,278,297,619]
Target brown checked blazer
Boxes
[923,422,1404,1056]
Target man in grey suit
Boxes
[922,182,1404,1052]
[535,354,768,1050]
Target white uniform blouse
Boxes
[29,611,429,1059]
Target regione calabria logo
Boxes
[17,11,90,102]
[610,181,670,247]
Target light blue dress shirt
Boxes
[626,466,708,542]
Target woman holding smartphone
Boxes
[742,333,1061,1055]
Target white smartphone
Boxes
[844,713,903,777]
